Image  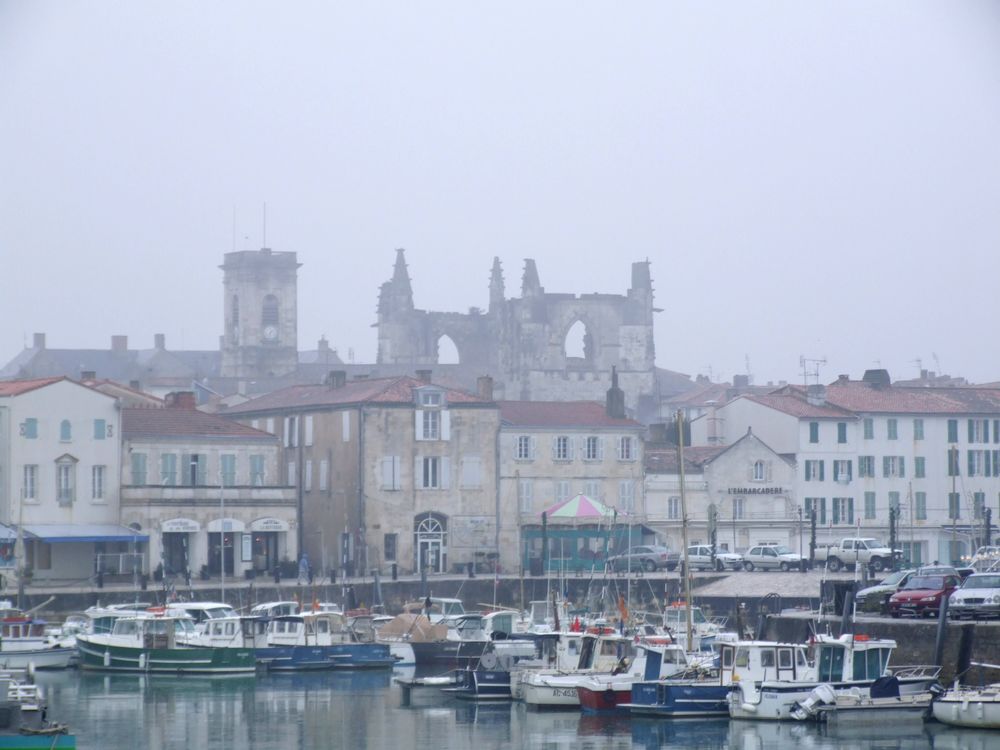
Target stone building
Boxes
[224,372,500,577]
[376,249,658,415]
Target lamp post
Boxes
[220,468,226,602]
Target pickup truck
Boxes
[815,537,901,573]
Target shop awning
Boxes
[0,524,16,541]
[22,524,150,543]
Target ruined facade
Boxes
[376,250,658,413]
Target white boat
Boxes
[932,681,1000,729]
[521,631,637,708]
[509,631,585,701]
[164,601,237,633]
[0,602,76,669]
[575,642,698,712]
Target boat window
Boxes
[664,648,686,665]
[150,620,168,636]
[492,614,513,634]
[760,649,775,668]
[691,609,707,625]
[600,640,619,656]
[778,649,793,669]
[734,648,749,668]
[318,619,330,634]
[225,622,236,636]
[567,638,579,654]
[797,650,807,667]
[818,646,845,682]
[115,620,139,636]
[306,620,316,635]
[179,620,194,634]
[274,621,285,634]
[1,625,9,638]
[721,646,734,669]
[854,647,889,681]
[212,623,223,635]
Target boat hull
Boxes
[256,643,395,671]
[577,685,630,713]
[933,693,1000,729]
[0,736,77,749]
[625,681,733,718]
[441,669,515,701]
[0,648,76,670]
[77,636,256,673]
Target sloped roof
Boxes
[223,376,488,415]
[645,445,726,473]
[823,382,1000,415]
[0,376,65,397]
[742,393,854,419]
[123,406,276,440]
[498,400,641,429]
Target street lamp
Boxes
[219,467,226,602]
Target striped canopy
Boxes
[541,494,617,520]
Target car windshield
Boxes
[879,570,910,586]
[904,576,945,590]
[962,575,1000,589]
[772,546,793,555]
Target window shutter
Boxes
[415,456,423,488]
[747,463,754,481]
[567,438,574,460]
[969,451,975,477]
[847,499,854,525]
[766,461,773,481]
[305,415,314,446]
[415,411,423,441]
[196,455,207,485]
[986,420,991,443]
[987,452,993,477]
[551,437,558,459]
[805,462,811,481]
[833,501,840,525]
[597,437,605,460]
[819,461,825,481]
[440,457,451,489]
[882,456,890,478]
[180,453,192,485]
[969,419,975,443]
[441,411,451,440]
[381,458,393,489]
[529,436,536,459]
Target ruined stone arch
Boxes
[435,333,460,364]
[561,317,597,367]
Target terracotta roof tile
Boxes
[498,401,641,429]
[824,382,1000,415]
[742,393,855,419]
[644,445,726,473]
[0,377,65,396]
[123,407,275,440]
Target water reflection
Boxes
[29,670,1000,750]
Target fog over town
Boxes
[3,2,1000,386]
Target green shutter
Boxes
[969,420,975,443]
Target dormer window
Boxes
[415,387,445,408]
[414,387,450,441]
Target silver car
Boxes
[949,573,1000,620]
[684,545,744,572]
[742,545,804,572]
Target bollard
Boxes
[141,574,148,591]
[467,562,475,579]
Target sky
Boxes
[2,1,1000,387]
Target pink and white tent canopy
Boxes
[540,494,619,521]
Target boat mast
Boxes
[677,410,693,652]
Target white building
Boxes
[689,370,1000,565]
[0,377,134,582]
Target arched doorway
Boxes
[436,334,460,364]
[414,512,448,574]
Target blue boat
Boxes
[439,640,541,701]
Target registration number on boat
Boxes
[553,689,577,697]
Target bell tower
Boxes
[220,248,301,378]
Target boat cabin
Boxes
[717,640,813,685]
[267,612,355,647]
[813,633,895,683]
[111,616,196,649]
[251,601,300,618]
[576,633,638,671]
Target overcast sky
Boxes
[2,2,999,387]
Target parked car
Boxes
[854,569,916,613]
[814,537,901,573]
[948,573,1000,620]
[741,545,804,572]
[682,545,744,572]
[888,573,961,618]
[606,545,673,572]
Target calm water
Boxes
[32,668,999,750]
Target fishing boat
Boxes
[932,680,1000,729]
[729,633,940,721]
[439,639,540,701]
[509,631,586,701]
[0,603,76,670]
[576,642,701,712]
[521,630,638,708]
[789,677,936,725]
[254,611,395,671]
[76,615,256,673]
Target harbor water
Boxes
[33,667,999,750]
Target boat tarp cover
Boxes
[378,614,449,642]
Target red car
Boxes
[888,573,961,618]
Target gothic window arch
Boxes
[563,319,594,364]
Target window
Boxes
[668,496,681,520]
[804,460,824,481]
[421,457,442,489]
[341,412,350,443]
[160,454,177,486]
[516,435,534,460]
[460,456,482,488]
[384,534,397,562]
[584,436,602,461]
[833,460,852,483]
[915,491,927,520]
[948,492,961,520]
[287,461,296,486]
[619,480,635,512]
[94,419,107,440]
[553,435,572,461]
[617,436,635,461]
[974,492,986,521]
[284,416,297,448]
[888,491,900,512]
[994,450,1000,477]
[732,496,745,520]
[420,391,442,407]
[220,454,236,486]
[948,448,961,477]
[809,422,819,443]
[969,419,989,443]
[21,418,38,439]
[60,419,72,441]
[914,457,925,479]
[583,480,601,499]
[261,294,279,326]
[858,456,874,478]
[887,419,898,440]
[92,465,105,500]
[249,455,265,486]
[22,465,37,501]
[864,492,876,520]
[319,460,329,491]
[554,480,571,503]
[266,417,275,435]
[832,497,854,525]
[419,410,440,441]
[131,453,147,485]
[948,419,958,443]
[182,454,206,486]
[380,456,401,490]
[882,456,905,478]
[837,422,847,444]
[304,460,313,491]
[968,450,986,477]
[752,460,766,481]
[863,418,874,440]
[518,479,533,513]
[913,419,924,440]
[56,459,75,505]
[805,497,826,525]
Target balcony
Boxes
[121,484,296,507]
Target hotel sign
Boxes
[727,487,786,495]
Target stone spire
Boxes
[489,256,505,312]
[521,258,542,297]
[378,248,414,315]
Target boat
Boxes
[0,604,76,670]
[576,642,698,712]
[625,639,812,718]
[76,614,256,673]
[0,668,76,748]
[509,631,586,701]
[254,611,395,671]
[521,630,638,708]
[932,680,1000,729]
[790,676,936,725]
[378,609,522,668]
[439,639,540,701]
[729,633,941,721]
[164,601,237,633]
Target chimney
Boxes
[32,333,45,350]
[111,335,128,352]
[476,375,494,401]
[806,384,827,406]
[80,370,96,381]
[416,369,432,384]
[325,370,347,389]
[154,333,165,350]
[862,369,891,389]
[605,366,626,419]
[732,374,750,389]
[318,336,330,352]
[129,380,141,391]
[165,391,197,410]
[648,423,668,444]
[837,374,849,383]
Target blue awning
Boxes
[22,524,149,544]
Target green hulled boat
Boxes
[77,615,255,673]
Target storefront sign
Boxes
[727,487,786,495]
[161,518,200,533]
[250,517,290,532]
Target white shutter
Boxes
[381,458,394,489]
[284,418,292,447]
[567,437,575,460]
[441,411,451,441]
[597,437,605,460]
[440,457,451,489]
[304,415,314,446]
[529,436,537,459]
[304,460,313,490]
[415,456,423,488]
[415,411,423,441]
[342,411,350,442]
[392,456,401,490]
[551,437,558,459]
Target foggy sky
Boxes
[2,2,1000,386]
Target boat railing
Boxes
[890,665,942,680]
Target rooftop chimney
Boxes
[32,333,45,350]
[806,384,827,406]
[111,335,128,352]
[325,370,347,389]
[318,337,331,352]
[129,380,141,391]
[476,375,494,401]
[154,333,165,350]
[732,374,750,388]
[165,391,197,410]
[605,366,626,419]
[416,369,432,384]
[837,374,849,383]
[862,369,891,389]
